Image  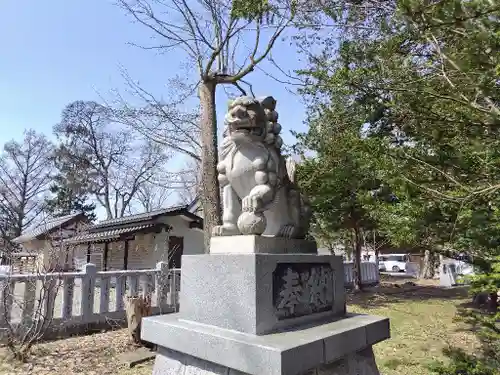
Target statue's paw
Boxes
[242,195,262,213]
[212,224,240,236]
[277,224,298,239]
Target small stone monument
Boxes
[440,261,459,287]
[142,96,390,375]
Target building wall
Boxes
[20,239,46,271]
[72,241,140,271]
[144,215,204,268]
[6,256,38,274]
[106,242,122,271]
[20,239,43,253]
[148,230,170,266]
[72,244,88,269]
[128,233,155,270]
[71,215,204,271]
[72,242,106,271]
[162,216,204,256]
[19,220,89,271]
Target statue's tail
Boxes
[285,157,312,238]
[285,157,297,184]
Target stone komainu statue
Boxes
[213,96,311,239]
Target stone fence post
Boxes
[155,262,169,312]
[0,278,13,327]
[81,263,96,322]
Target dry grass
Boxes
[349,282,479,375]
[0,281,478,375]
[0,330,149,375]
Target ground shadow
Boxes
[348,284,470,309]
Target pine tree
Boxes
[45,174,96,222]
[297,0,500,372]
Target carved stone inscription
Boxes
[273,263,334,320]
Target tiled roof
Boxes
[12,213,83,244]
[0,251,39,257]
[187,197,200,212]
[64,224,155,244]
[92,205,188,229]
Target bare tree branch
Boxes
[116,0,306,249]
[0,130,53,244]
[107,67,202,162]
[54,101,172,219]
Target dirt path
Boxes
[0,329,151,375]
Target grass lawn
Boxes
[0,280,479,374]
[349,281,479,375]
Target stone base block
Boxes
[142,313,390,375]
[181,254,346,335]
[153,346,380,375]
[210,235,317,254]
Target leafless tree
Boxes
[1,273,58,361]
[54,101,172,219]
[175,158,201,205]
[134,182,174,212]
[116,0,302,250]
[0,130,53,246]
[111,70,202,163]
[0,227,83,361]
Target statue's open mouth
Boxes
[233,127,263,136]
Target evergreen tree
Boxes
[46,150,96,222]
[296,116,390,289]
[45,178,96,222]
[297,0,500,267]
[297,0,499,372]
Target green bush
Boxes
[431,257,500,375]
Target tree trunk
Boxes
[352,227,363,291]
[125,295,152,345]
[419,249,436,279]
[199,80,221,253]
[344,239,352,261]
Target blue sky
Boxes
[0,0,313,219]
[0,0,309,147]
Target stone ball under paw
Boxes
[237,212,266,235]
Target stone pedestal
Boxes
[142,238,390,375]
[180,253,345,335]
[209,235,317,254]
[152,347,380,375]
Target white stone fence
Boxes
[406,262,420,278]
[0,262,180,339]
[343,262,379,288]
[0,260,378,339]
[0,266,10,275]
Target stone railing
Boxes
[0,262,180,339]
[406,262,420,278]
[0,265,10,275]
[0,260,378,339]
[343,261,380,288]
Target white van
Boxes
[379,254,409,272]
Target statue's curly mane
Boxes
[220,96,284,168]
[213,95,312,239]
